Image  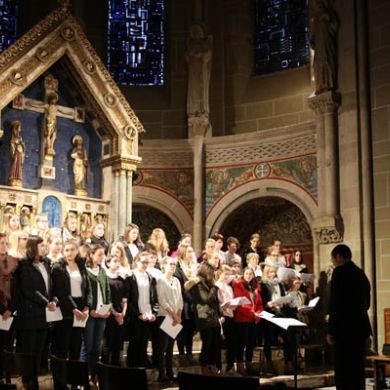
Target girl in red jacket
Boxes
[233,267,263,375]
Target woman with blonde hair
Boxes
[109,241,131,277]
[62,213,81,244]
[46,234,63,264]
[8,230,28,259]
[86,222,109,254]
[174,245,198,362]
[31,213,49,238]
[3,213,20,237]
[146,228,169,263]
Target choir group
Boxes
[0,211,314,388]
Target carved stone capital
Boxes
[307,91,341,115]
[188,114,212,138]
[313,215,344,244]
[101,155,142,173]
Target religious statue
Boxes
[71,135,88,196]
[185,22,213,118]
[8,120,25,187]
[20,206,32,232]
[309,0,339,95]
[43,92,59,159]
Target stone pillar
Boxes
[308,91,343,249]
[118,170,127,235]
[126,170,133,226]
[112,171,120,240]
[192,129,205,254]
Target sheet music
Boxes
[222,296,251,307]
[270,293,295,306]
[96,304,112,316]
[298,296,320,312]
[73,314,89,328]
[257,310,275,320]
[160,315,183,339]
[263,316,307,330]
[0,315,13,331]
[46,307,63,322]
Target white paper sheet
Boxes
[0,315,13,331]
[96,304,112,316]
[269,293,295,306]
[222,296,251,307]
[46,307,63,322]
[160,315,183,339]
[298,296,320,312]
[277,267,299,282]
[299,273,314,285]
[73,313,89,328]
[257,310,275,319]
[264,316,307,330]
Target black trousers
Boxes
[102,316,125,366]
[149,320,159,366]
[53,318,83,360]
[334,337,366,390]
[199,326,221,367]
[216,317,236,369]
[0,327,15,380]
[19,328,48,383]
[176,317,195,355]
[156,317,175,376]
[127,318,150,367]
[235,322,257,363]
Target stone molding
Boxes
[307,90,341,114]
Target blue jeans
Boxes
[84,317,106,375]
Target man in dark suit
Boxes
[327,244,372,390]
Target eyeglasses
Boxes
[168,263,177,266]
[19,237,28,241]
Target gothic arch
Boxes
[133,186,193,234]
[205,178,318,237]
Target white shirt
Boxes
[156,276,183,317]
[134,270,152,315]
[129,243,139,260]
[36,262,49,295]
[67,266,82,298]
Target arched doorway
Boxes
[132,204,181,251]
[219,196,313,271]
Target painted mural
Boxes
[206,154,317,214]
[135,169,194,214]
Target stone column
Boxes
[308,91,343,248]
[111,170,120,240]
[191,121,206,254]
[118,170,127,235]
[126,170,133,226]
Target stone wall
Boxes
[370,0,390,350]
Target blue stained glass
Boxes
[254,0,310,75]
[107,0,165,86]
[0,0,18,52]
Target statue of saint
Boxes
[309,0,339,94]
[70,135,88,196]
[185,22,213,118]
[8,120,25,187]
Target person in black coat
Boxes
[51,240,91,360]
[327,244,372,390]
[12,236,57,387]
[125,251,159,367]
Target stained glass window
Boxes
[254,0,309,75]
[0,0,18,52]
[107,0,165,86]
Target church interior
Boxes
[0,0,389,388]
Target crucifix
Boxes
[12,74,85,162]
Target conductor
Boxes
[326,244,372,390]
